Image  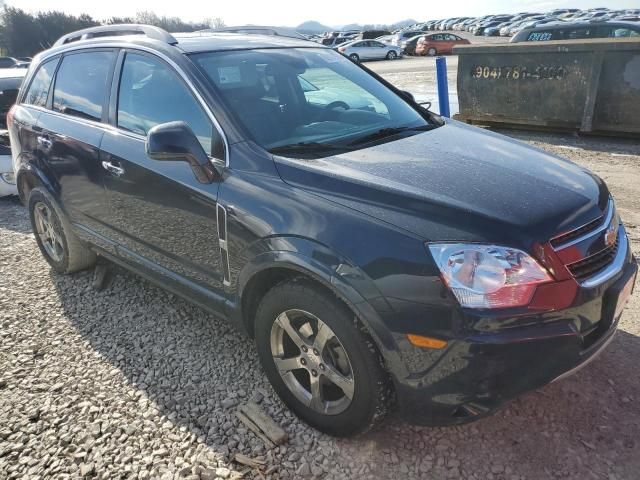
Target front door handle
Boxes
[101,160,125,177]
[37,136,52,149]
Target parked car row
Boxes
[408,7,640,37]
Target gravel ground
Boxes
[1,134,640,477]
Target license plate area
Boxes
[583,270,636,351]
[614,274,635,321]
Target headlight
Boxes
[1,172,16,185]
[428,244,552,309]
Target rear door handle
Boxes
[37,136,52,149]
[101,160,125,177]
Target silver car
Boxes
[337,40,403,62]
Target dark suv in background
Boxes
[9,24,637,437]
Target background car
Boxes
[338,40,403,61]
[390,29,427,46]
[512,20,640,42]
[400,35,424,55]
[0,68,26,197]
[415,33,470,56]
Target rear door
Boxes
[35,49,118,249]
[100,50,227,303]
[10,57,59,187]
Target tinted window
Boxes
[53,51,115,122]
[24,59,58,108]
[117,53,216,156]
[565,27,593,39]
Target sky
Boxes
[10,0,640,27]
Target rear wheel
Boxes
[28,187,96,274]
[386,50,397,60]
[427,47,437,56]
[254,278,392,436]
[349,53,360,62]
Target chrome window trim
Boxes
[26,42,230,168]
[580,223,628,289]
[552,199,614,251]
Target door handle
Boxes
[37,136,52,149]
[101,160,125,177]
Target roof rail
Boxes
[199,26,307,40]
[53,24,178,47]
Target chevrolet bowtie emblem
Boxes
[604,222,618,248]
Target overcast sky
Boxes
[11,0,640,27]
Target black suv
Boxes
[9,24,637,436]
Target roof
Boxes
[172,32,319,53]
[0,68,27,79]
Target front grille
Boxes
[566,236,619,281]
[550,215,603,248]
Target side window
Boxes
[117,52,218,157]
[566,28,592,39]
[53,51,115,122]
[23,59,58,108]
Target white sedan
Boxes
[337,40,403,62]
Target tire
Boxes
[427,47,437,56]
[254,278,392,437]
[349,53,359,62]
[386,50,397,60]
[28,187,96,274]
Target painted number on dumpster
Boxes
[471,65,568,80]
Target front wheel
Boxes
[349,53,360,62]
[427,47,437,56]
[254,279,392,437]
[386,50,397,60]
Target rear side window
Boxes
[23,59,58,108]
[117,52,217,157]
[53,51,115,122]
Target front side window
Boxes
[193,48,432,154]
[53,51,115,122]
[117,52,216,156]
[23,59,58,108]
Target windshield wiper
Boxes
[269,141,349,155]
[348,124,437,146]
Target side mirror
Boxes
[400,90,415,102]
[146,121,218,183]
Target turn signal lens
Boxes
[407,334,447,349]
[428,244,552,309]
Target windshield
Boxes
[192,48,433,155]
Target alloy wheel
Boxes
[270,309,355,415]
[33,202,64,262]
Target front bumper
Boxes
[393,247,637,426]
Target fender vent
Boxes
[217,204,231,286]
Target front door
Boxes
[101,50,227,304]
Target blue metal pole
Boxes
[435,56,450,117]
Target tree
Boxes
[0,6,226,56]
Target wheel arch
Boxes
[16,164,54,205]
[231,239,403,375]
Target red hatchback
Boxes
[415,33,470,56]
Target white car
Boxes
[337,40,403,62]
[0,140,17,197]
[0,68,26,197]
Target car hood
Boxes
[273,120,608,248]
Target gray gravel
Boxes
[1,131,640,480]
